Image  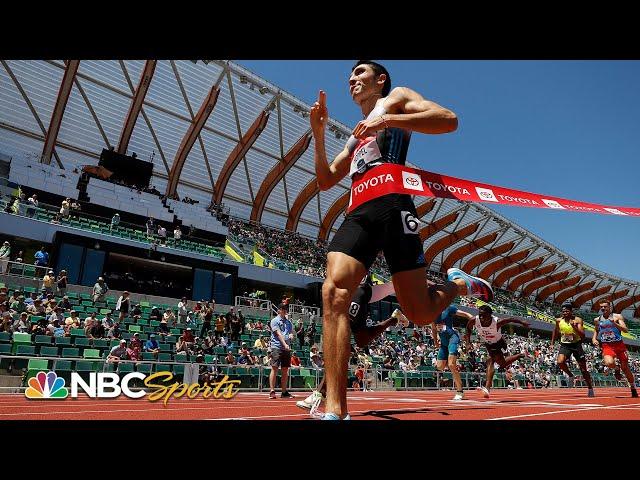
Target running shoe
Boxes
[269,390,277,399]
[446,268,494,302]
[296,390,323,410]
[587,388,595,398]
[321,412,351,420]
[281,390,295,398]
[477,386,490,398]
[632,388,638,398]
[453,391,465,401]
[392,309,410,327]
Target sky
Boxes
[238,60,640,283]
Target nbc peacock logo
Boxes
[25,371,69,400]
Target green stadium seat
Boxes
[16,345,36,356]
[83,349,101,359]
[74,337,91,347]
[62,348,80,358]
[137,363,153,374]
[39,346,59,357]
[0,332,11,343]
[35,335,52,346]
[55,337,72,346]
[118,363,134,374]
[70,328,86,337]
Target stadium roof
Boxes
[0,59,638,316]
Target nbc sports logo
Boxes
[402,171,424,192]
[542,199,565,209]
[475,187,499,202]
[603,208,627,216]
[25,371,68,399]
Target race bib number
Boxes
[349,137,382,176]
[401,211,421,234]
[600,331,616,342]
[436,323,446,331]
[348,302,361,318]
[561,334,575,343]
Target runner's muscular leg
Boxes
[323,251,367,417]
[392,267,459,326]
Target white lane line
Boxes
[487,402,640,420]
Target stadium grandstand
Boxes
[0,60,639,419]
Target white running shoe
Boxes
[453,391,464,401]
[296,390,323,411]
[477,386,490,398]
[392,309,410,327]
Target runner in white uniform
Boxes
[464,305,530,398]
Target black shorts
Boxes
[558,342,586,362]
[328,194,425,275]
[270,348,291,368]
[485,338,508,356]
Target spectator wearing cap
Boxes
[26,298,47,317]
[66,310,81,329]
[92,277,109,304]
[268,304,295,399]
[237,345,254,367]
[10,295,26,313]
[130,332,143,351]
[12,312,30,333]
[115,291,130,322]
[149,306,161,322]
[176,328,195,355]
[34,246,49,267]
[59,295,72,311]
[23,291,38,307]
[0,240,10,273]
[131,303,142,319]
[163,308,176,327]
[48,306,65,326]
[145,334,160,358]
[178,297,188,324]
[225,350,237,365]
[56,270,68,297]
[127,334,142,362]
[108,340,129,364]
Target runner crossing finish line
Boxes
[347,162,640,217]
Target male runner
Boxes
[432,304,475,400]
[550,302,594,397]
[592,300,638,398]
[464,305,530,398]
[296,274,409,419]
[311,60,494,419]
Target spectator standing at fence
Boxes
[174,226,182,245]
[110,213,120,232]
[0,241,10,273]
[34,246,49,267]
[157,225,167,245]
[115,291,130,322]
[56,270,68,297]
[269,304,295,399]
[92,277,109,304]
[178,297,188,324]
[146,217,155,237]
[60,198,70,218]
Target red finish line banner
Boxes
[347,163,640,217]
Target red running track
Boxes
[1,387,638,420]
